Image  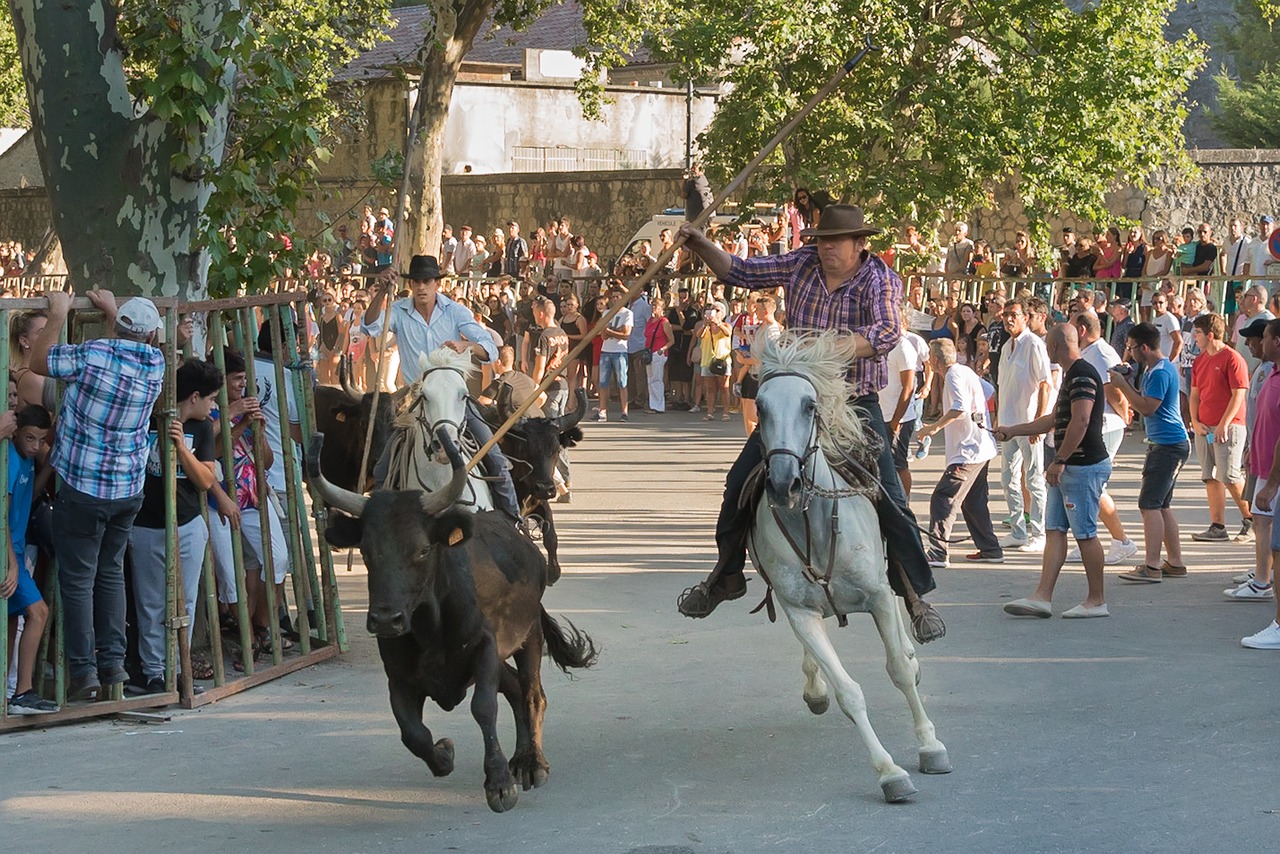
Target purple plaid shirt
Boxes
[47,339,166,500]
[723,246,903,396]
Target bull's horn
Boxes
[554,388,588,431]
[338,355,361,402]
[306,433,368,516]
[418,428,468,516]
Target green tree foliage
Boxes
[6,1,388,296]
[1213,69,1280,148]
[581,0,1206,240]
[0,6,27,128]
[1212,0,1280,147]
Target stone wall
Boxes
[0,188,52,247]
[299,168,687,266]
[969,149,1280,252]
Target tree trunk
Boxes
[8,0,237,299]
[401,5,488,262]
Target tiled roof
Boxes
[338,2,593,81]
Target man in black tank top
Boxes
[995,324,1112,619]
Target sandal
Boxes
[187,656,215,681]
[702,413,714,421]
[721,413,731,421]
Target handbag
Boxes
[709,357,730,376]
[638,322,659,365]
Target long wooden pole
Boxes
[466,41,883,470]
[355,77,432,491]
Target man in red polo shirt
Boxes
[1189,313,1252,543]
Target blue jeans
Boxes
[1045,459,1113,540]
[1000,435,1047,540]
[598,352,628,389]
[53,483,145,680]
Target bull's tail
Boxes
[540,609,598,674]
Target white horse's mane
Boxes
[394,347,477,429]
[757,329,873,463]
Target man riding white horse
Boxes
[676,205,945,643]
[362,254,521,520]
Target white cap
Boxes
[116,297,162,335]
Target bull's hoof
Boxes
[803,694,829,715]
[486,783,519,813]
[919,747,953,775]
[510,753,551,790]
[428,738,455,777]
[547,559,561,587]
[880,773,918,803]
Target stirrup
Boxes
[677,575,747,618]
[910,600,946,644]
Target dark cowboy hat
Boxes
[401,254,442,281]
[799,204,882,238]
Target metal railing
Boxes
[0,291,346,729]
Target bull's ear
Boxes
[427,511,474,546]
[559,426,584,448]
[324,513,364,549]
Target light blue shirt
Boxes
[362,293,499,385]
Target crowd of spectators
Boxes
[5,200,1280,718]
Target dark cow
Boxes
[312,358,406,491]
[307,430,597,813]
[481,387,585,585]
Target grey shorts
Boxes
[1196,423,1246,484]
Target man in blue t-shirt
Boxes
[1109,322,1191,582]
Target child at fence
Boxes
[124,360,221,695]
[4,404,57,714]
[207,350,292,668]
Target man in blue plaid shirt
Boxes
[31,289,166,701]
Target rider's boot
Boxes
[678,433,763,618]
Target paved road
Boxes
[3,412,1277,853]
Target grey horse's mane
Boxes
[394,347,476,429]
[757,329,873,464]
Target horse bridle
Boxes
[408,365,471,457]
[757,370,821,505]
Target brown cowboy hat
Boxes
[799,204,882,238]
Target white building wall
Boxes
[443,81,718,175]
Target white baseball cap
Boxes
[116,297,162,335]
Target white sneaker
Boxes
[596,410,607,422]
[1016,536,1046,553]
[1223,581,1275,601]
[1066,546,1082,563]
[1104,539,1138,565]
[1232,570,1255,585]
[999,535,1028,549]
[1241,620,1280,649]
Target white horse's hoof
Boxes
[803,693,829,715]
[880,773,918,803]
[919,747,953,775]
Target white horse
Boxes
[747,330,950,803]
[384,347,494,512]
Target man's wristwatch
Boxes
[1051,457,1068,466]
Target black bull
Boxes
[478,386,586,585]
[311,359,407,492]
[306,430,598,813]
